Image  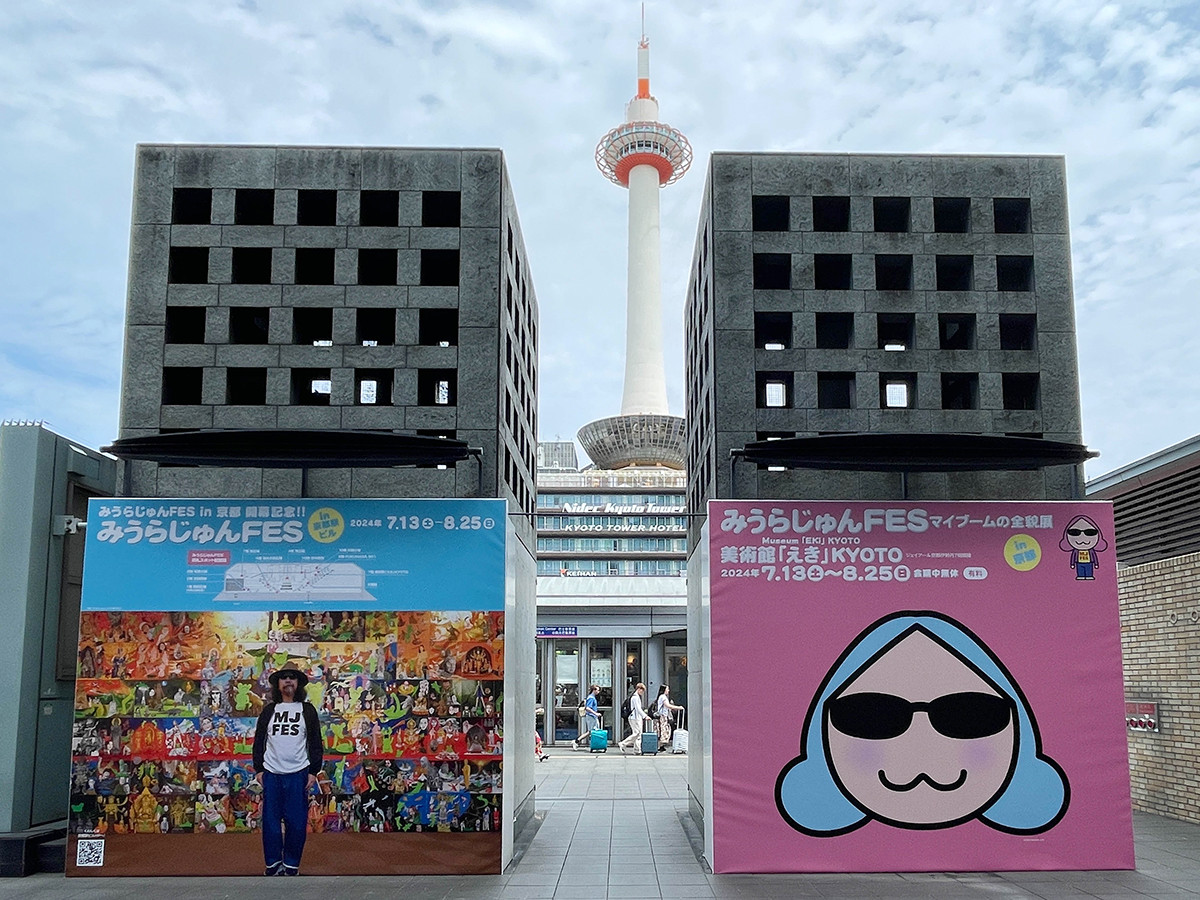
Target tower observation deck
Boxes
[578,36,691,470]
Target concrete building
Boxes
[683,152,1090,845]
[1087,435,1200,825]
[119,144,537,537]
[103,144,539,869]
[684,152,1084,544]
[534,442,687,745]
[0,423,115,871]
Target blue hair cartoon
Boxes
[775,611,1068,836]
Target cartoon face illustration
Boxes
[1061,516,1101,551]
[824,630,1016,827]
[776,612,1068,836]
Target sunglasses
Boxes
[1067,528,1097,537]
[826,691,1013,740]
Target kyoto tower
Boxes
[577,32,692,469]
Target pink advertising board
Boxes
[707,500,1132,873]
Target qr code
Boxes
[76,838,105,867]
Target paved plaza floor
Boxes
[7,748,1200,899]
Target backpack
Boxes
[620,695,632,719]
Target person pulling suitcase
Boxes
[573,685,602,750]
[617,683,651,754]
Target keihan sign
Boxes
[705,500,1133,873]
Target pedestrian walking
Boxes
[653,684,684,752]
[574,684,601,749]
[618,682,650,753]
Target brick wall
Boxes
[1120,551,1200,823]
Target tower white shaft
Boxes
[623,147,668,415]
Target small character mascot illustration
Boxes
[1058,515,1108,581]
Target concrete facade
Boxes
[684,153,1084,545]
[120,144,538,544]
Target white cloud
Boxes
[1,0,1199,476]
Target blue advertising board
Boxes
[83,498,506,612]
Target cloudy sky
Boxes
[2,0,1199,478]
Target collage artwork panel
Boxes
[72,610,504,837]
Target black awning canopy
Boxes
[103,429,477,468]
[733,433,1097,473]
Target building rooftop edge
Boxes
[708,150,1066,160]
[138,143,505,153]
[1086,433,1200,495]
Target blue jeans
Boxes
[262,770,309,868]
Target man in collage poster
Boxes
[71,610,505,841]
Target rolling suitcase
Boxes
[640,729,658,755]
[589,728,609,752]
[672,708,688,754]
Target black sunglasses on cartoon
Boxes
[1067,527,1098,537]
[826,691,1014,741]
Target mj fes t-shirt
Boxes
[263,702,309,774]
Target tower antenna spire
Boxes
[641,3,646,43]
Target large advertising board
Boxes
[69,499,507,876]
[708,500,1133,873]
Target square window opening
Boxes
[168,247,209,284]
[996,255,1034,291]
[165,306,206,344]
[877,313,915,351]
[941,372,979,409]
[814,254,852,290]
[162,367,203,405]
[815,312,854,349]
[234,189,274,225]
[294,247,335,285]
[293,307,333,345]
[360,190,399,227]
[880,373,917,409]
[290,368,332,406]
[420,249,460,286]
[356,308,395,346]
[873,197,911,233]
[752,195,790,231]
[753,253,791,290]
[994,198,1031,234]
[875,254,913,290]
[754,312,792,349]
[297,189,337,226]
[231,247,272,285]
[936,255,973,291]
[172,188,212,225]
[419,308,459,346]
[229,306,270,344]
[812,196,850,232]
[938,314,976,350]
[355,369,393,405]
[934,197,971,233]
[817,372,855,409]
[756,371,794,409]
[358,248,398,286]
[1003,373,1040,410]
[226,367,267,405]
[422,191,462,227]
[418,369,457,406]
[999,314,1038,350]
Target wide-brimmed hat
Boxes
[268,667,309,689]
